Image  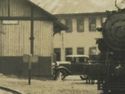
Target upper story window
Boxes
[77,47,84,55]
[65,18,72,33]
[89,16,96,32]
[77,17,84,32]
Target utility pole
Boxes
[29,6,34,85]
[61,31,65,61]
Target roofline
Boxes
[27,0,67,31]
[55,12,107,17]
[27,0,57,21]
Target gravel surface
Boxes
[0,74,100,94]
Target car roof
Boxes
[66,55,89,58]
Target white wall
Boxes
[54,15,103,61]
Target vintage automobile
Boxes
[52,55,90,80]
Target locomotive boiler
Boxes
[96,8,125,94]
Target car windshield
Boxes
[66,55,89,63]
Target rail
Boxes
[0,86,22,94]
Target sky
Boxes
[30,0,125,14]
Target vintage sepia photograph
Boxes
[0,0,125,94]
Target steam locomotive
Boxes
[96,9,125,94]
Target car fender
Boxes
[57,66,71,74]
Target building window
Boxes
[65,48,72,61]
[2,20,19,25]
[89,16,96,31]
[77,17,84,32]
[65,18,72,32]
[54,48,61,61]
[101,17,107,26]
[89,47,97,56]
[77,47,84,55]
[65,48,72,55]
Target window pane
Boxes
[65,48,72,61]
[89,16,96,31]
[65,18,72,32]
[77,47,84,55]
[77,17,84,32]
[54,48,61,61]
[65,48,72,55]
[89,47,97,56]
[102,17,107,23]
[101,17,107,26]
[89,47,97,63]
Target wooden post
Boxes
[30,6,34,55]
[23,55,38,85]
[29,6,34,85]
[28,56,32,85]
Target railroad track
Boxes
[0,86,22,94]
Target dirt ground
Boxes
[0,74,100,94]
[0,90,13,94]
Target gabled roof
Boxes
[29,0,117,14]
[27,0,57,20]
[27,0,67,32]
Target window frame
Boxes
[54,48,61,61]
[89,16,96,32]
[65,18,72,33]
[77,17,84,32]
[77,47,84,55]
[65,48,73,55]
[65,48,73,61]
[101,17,107,26]
[89,47,97,56]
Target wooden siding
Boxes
[0,20,31,56]
[33,8,46,18]
[0,0,54,56]
[34,21,53,56]
[0,0,8,16]
[10,0,31,17]
[0,20,53,56]
[0,0,52,19]
[0,56,52,76]
[0,0,31,17]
